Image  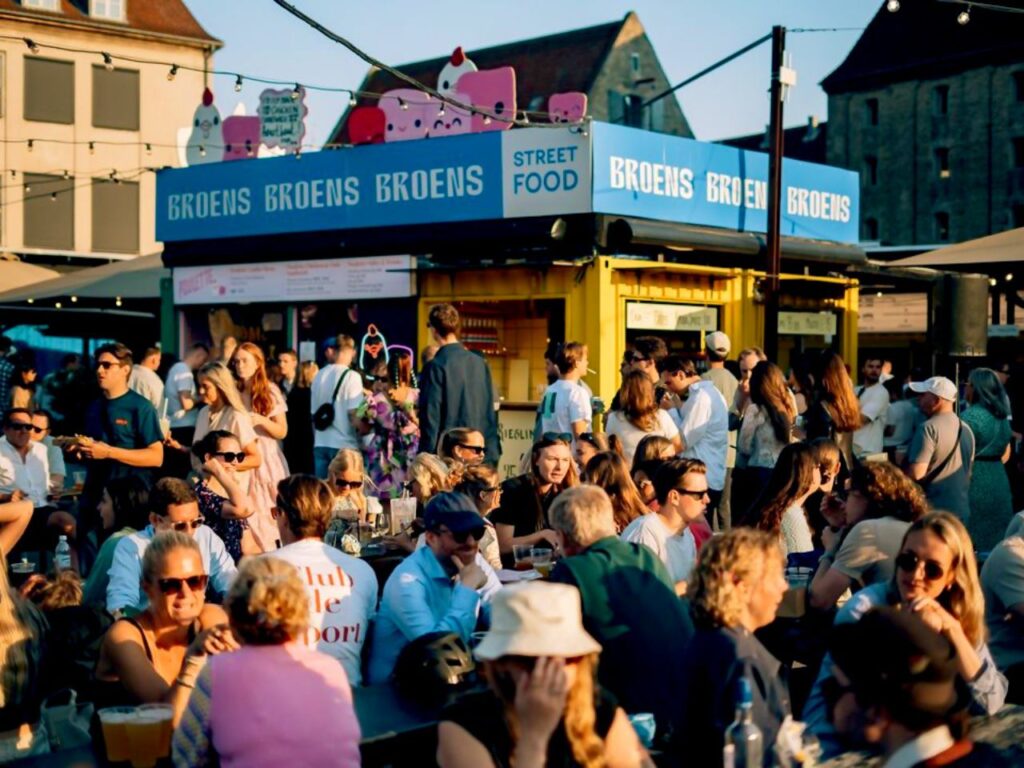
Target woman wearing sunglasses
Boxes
[327,448,383,527]
[454,464,503,571]
[190,430,257,563]
[95,531,238,719]
[440,427,487,467]
[805,511,1007,757]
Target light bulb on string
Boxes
[62,169,69,180]
[24,182,31,193]
[199,145,206,158]
[399,98,408,111]
[88,141,95,154]
[55,302,62,309]
[957,6,971,24]
[49,191,57,202]
[167,64,178,81]
[292,83,302,100]
[102,52,114,71]
[348,93,357,107]
[483,115,492,125]
[115,297,123,307]
[27,139,33,151]
[70,296,77,303]
[24,38,39,54]
[26,298,33,305]
[145,143,152,155]
[886,0,900,12]
[234,74,243,92]
[438,103,446,117]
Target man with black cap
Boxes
[368,492,501,683]
[828,607,1009,766]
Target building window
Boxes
[865,98,879,126]
[1014,137,1024,168]
[1014,72,1024,102]
[92,66,139,130]
[1013,204,1024,228]
[935,212,950,242]
[90,0,125,20]
[92,178,139,253]
[935,148,951,179]
[863,218,879,241]
[24,174,73,249]
[22,0,60,10]
[864,155,878,186]
[622,94,644,128]
[24,57,73,124]
[932,85,950,116]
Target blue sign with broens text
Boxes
[591,123,859,244]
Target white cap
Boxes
[474,582,601,661]
[705,331,731,356]
[908,376,957,402]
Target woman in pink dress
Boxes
[231,343,289,550]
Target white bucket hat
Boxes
[908,376,957,402]
[474,582,602,661]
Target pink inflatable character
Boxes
[437,46,478,98]
[348,106,386,145]
[455,67,517,133]
[222,115,261,161]
[428,101,471,138]
[548,92,587,124]
[379,88,432,142]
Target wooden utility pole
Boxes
[763,25,786,362]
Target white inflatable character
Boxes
[185,87,224,165]
[437,46,478,99]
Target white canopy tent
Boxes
[888,227,1024,268]
[0,258,59,292]
[0,253,167,303]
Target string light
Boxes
[482,115,492,125]
[115,296,123,307]
[145,143,152,154]
[291,83,302,100]
[88,141,95,154]
[23,182,31,193]
[348,94,357,107]
[957,5,971,24]
[167,64,178,81]
[61,170,69,180]
[55,301,62,309]
[399,97,408,111]
[438,104,446,117]
[26,298,33,304]
[70,295,77,302]
[27,139,33,151]
[23,38,39,54]
[49,191,57,202]
[234,74,243,92]
[199,145,206,157]
[886,0,900,11]
[102,52,114,71]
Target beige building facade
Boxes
[0,0,219,265]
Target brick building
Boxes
[328,11,691,145]
[822,0,1024,248]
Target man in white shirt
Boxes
[270,475,377,685]
[29,409,65,496]
[853,357,890,458]
[165,344,209,442]
[538,342,592,442]
[310,334,365,479]
[128,346,165,413]
[661,355,729,513]
[0,407,51,510]
[621,459,709,594]
[107,477,236,615]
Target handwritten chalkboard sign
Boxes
[258,86,307,150]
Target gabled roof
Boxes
[718,119,828,164]
[0,0,220,47]
[822,0,1024,94]
[327,13,630,145]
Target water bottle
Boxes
[723,676,763,768]
[55,535,72,573]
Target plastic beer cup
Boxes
[98,706,134,763]
[137,703,174,757]
[125,707,165,768]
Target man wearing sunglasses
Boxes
[419,303,501,465]
[0,408,51,511]
[107,477,236,616]
[369,492,501,683]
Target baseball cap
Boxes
[423,492,486,533]
[705,331,731,356]
[907,376,957,402]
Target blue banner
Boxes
[591,123,860,244]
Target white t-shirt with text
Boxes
[539,379,592,437]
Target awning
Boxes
[0,258,59,291]
[888,227,1024,267]
[0,253,167,303]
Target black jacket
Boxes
[419,343,500,464]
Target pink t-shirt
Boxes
[209,644,361,768]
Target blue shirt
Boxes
[368,545,501,684]
[106,524,238,614]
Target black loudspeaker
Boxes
[931,274,989,357]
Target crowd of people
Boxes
[1,305,1024,766]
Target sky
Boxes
[182,1,882,148]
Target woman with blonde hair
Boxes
[437,582,645,768]
[805,511,1007,757]
[326,448,383,526]
[677,528,791,767]
[191,362,261,474]
[583,451,649,533]
[604,371,680,462]
[231,342,290,551]
[407,452,453,509]
[173,556,361,767]
[0,549,48,760]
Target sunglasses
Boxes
[541,432,572,443]
[6,423,33,432]
[96,360,125,370]
[436,525,486,544]
[895,551,946,582]
[213,451,246,463]
[156,574,209,595]
[630,355,650,364]
[457,443,486,454]
[162,516,205,532]
[334,479,363,490]
[674,487,710,500]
